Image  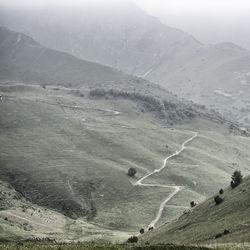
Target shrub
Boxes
[139,228,145,234]
[224,229,230,235]
[219,189,224,194]
[215,233,222,239]
[231,170,243,189]
[127,168,137,177]
[214,195,223,205]
[190,201,196,208]
[127,236,138,243]
[148,227,154,231]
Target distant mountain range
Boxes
[0,26,136,87]
[1,3,250,124]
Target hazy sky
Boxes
[1,0,250,49]
[135,0,250,49]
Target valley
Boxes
[0,3,250,247]
[1,82,250,243]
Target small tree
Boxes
[214,195,223,205]
[127,168,137,177]
[190,201,196,208]
[139,228,145,234]
[231,170,243,189]
[219,189,224,195]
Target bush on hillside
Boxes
[215,233,222,239]
[127,236,138,243]
[214,195,223,205]
[190,201,196,208]
[127,168,137,177]
[219,189,224,194]
[140,228,145,234]
[231,170,243,189]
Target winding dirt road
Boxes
[134,131,198,229]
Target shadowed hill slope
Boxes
[0,26,135,86]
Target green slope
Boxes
[0,27,250,242]
[1,82,250,242]
[140,176,250,245]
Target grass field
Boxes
[0,82,250,242]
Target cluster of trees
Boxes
[89,88,196,123]
[214,170,243,205]
[230,170,243,189]
[127,236,138,243]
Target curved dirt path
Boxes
[134,131,198,229]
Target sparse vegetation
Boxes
[139,176,250,245]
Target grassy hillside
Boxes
[139,176,250,245]
[1,82,250,242]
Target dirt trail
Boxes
[134,131,198,229]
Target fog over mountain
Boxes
[1,0,250,125]
[136,0,250,50]
[1,0,250,49]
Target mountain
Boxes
[1,27,250,243]
[0,3,202,77]
[139,175,250,245]
[0,26,137,86]
[1,3,250,125]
